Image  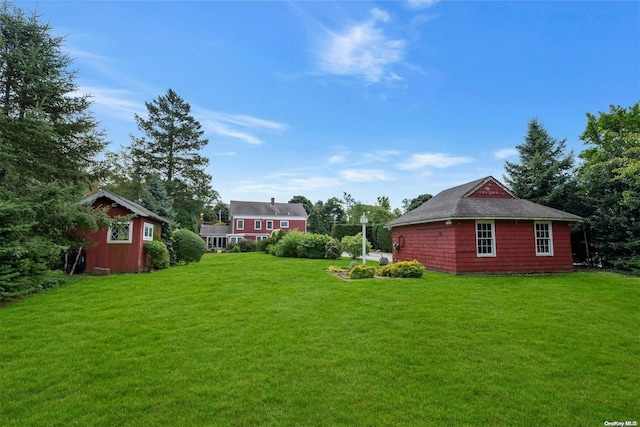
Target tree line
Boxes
[1,1,638,301]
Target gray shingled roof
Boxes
[386,176,583,228]
[200,224,232,235]
[230,200,308,218]
[79,189,170,224]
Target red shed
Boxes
[77,190,169,274]
[386,177,583,274]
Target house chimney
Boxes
[270,197,275,206]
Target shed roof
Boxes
[79,189,170,224]
[230,200,308,218]
[386,176,583,228]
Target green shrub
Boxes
[172,229,206,264]
[377,260,425,278]
[228,239,258,253]
[227,245,242,253]
[256,237,274,253]
[324,238,343,259]
[341,233,371,260]
[295,233,333,259]
[144,240,170,271]
[349,265,376,279]
[270,230,305,258]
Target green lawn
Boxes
[1,253,638,426]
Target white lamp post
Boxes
[360,213,368,265]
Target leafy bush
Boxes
[172,229,206,264]
[349,265,376,279]
[144,240,169,271]
[228,239,257,253]
[324,238,343,259]
[341,232,371,260]
[377,260,425,278]
[270,230,305,258]
[295,233,332,259]
[256,237,274,253]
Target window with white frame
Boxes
[256,235,269,241]
[255,220,262,230]
[143,222,154,241]
[535,221,554,256]
[237,219,244,230]
[107,220,133,244]
[230,236,244,243]
[476,220,495,257]
[280,220,289,228]
[266,220,273,230]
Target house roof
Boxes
[230,200,308,218]
[386,176,583,228]
[200,224,232,235]
[79,189,170,224]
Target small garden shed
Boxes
[386,176,583,274]
[78,190,169,274]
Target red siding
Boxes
[392,220,574,274]
[468,181,514,199]
[82,201,163,274]
[234,217,306,239]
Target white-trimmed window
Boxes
[476,220,495,257]
[255,220,262,230]
[107,220,133,244]
[143,222,154,241]
[266,220,273,230]
[230,236,244,243]
[280,220,289,228]
[535,221,554,256]
[236,219,244,230]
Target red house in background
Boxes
[386,177,583,274]
[227,198,308,243]
[78,190,169,274]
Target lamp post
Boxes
[360,213,368,265]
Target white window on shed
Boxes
[107,220,133,244]
[535,221,554,256]
[476,220,495,257]
[143,222,154,241]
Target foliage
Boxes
[402,194,433,213]
[504,118,576,211]
[372,224,392,252]
[0,2,107,300]
[143,240,170,271]
[269,231,341,259]
[341,232,371,260]
[324,238,343,260]
[228,239,258,253]
[127,88,218,229]
[256,237,274,253]
[270,230,304,258]
[349,265,376,279]
[172,229,206,264]
[377,260,425,278]
[577,102,640,265]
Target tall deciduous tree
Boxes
[577,102,640,267]
[503,118,575,210]
[130,88,217,229]
[0,2,108,300]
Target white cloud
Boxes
[329,154,346,164]
[493,148,519,159]
[315,8,406,83]
[341,169,395,182]
[406,0,440,10]
[74,86,145,121]
[397,153,474,170]
[196,109,287,146]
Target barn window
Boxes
[237,219,244,230]
[107,220,133,244]
[535,221,554,256]
[143,222,154,241]
[476,220,495,257]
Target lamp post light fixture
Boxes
[360,213,368,265]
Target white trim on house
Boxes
[534,221,554,256]
[476,220,496,257]
[143,222,154,241]
[107,220,133,244]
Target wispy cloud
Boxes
[397,153,473,170]
[315,8,406,83]
[341,168,395,182]
[329,154,346,164]
[406,0,440,10]
[196,109,287,146]
[74,85,145,120]
[493,148,519,159]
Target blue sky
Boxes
[19,0,640,209]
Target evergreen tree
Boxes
[402,194,432,213]
[130,88,217,229]
[0,2,108,300]
[504,118,575,210]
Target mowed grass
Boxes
[1,253,638,426]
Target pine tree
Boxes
[130,89,217,228]
[503,118,575,210]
